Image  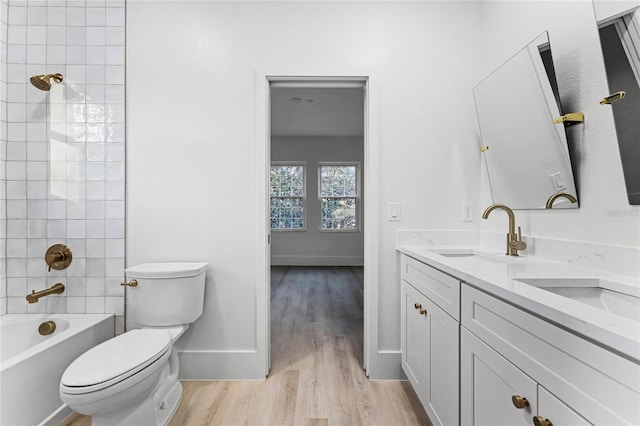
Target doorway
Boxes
[255,74,379,378]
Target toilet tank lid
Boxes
[125,262,208,279]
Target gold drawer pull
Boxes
[511,395,529,409]
[533,416,553,426]
[414,303,422,310]
[121,279,138,287]
[419,308,427,315]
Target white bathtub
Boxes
[0,314,114,426]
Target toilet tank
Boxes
[125,262,208,326]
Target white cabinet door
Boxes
[461,327,537,426]
[402,281,460,425]
[426,296,459,426]
[536,386,592,426]
[401,281,430,405]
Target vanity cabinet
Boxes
[400,255,459,426]
[461,283,640,426]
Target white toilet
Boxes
[59,262,207,426]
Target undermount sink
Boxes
[516,278,640,321]
[425,249,506,263]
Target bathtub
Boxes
[0,314,114,426]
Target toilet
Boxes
[59,262,207,426]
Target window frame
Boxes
[318,161,361,233]
[270,161,307,232]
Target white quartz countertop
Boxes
[397,244,640,363]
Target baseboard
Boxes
[270,255,364,266]
[371,350,406,380]
[178,350,266,380]
[40,404,72,426]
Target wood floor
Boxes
[61,266,430,426]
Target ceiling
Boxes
[270,87,365,137]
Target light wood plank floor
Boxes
[61,266,430,426]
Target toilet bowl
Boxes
[59,262,207,426]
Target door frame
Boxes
[255,70,380,377]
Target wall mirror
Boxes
[474,31,580,210]
[594,0,640,205]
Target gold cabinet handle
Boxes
[512,395,530,409]
[414,303,422,310]
[533,416,553,426]
[120,279,138,287]
[419,308,427,315]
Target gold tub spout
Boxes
[26,283,65,304]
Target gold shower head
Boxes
[30,73,64,91]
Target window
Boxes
[319,163,360,231]
[270,163,305,230]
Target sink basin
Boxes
[425,249,506,263]
[516,278,640,321]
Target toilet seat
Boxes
[61,329,172,395]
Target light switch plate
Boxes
[462,203,473,222]
[388,203,401,222]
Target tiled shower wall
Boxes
[3,0,125,325]
[1,0,7,315]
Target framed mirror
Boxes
[474,31,580,210]
[594,1,640,205]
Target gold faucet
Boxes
[545,192,577,209]
[26,283,65,304]
[482,204,527,256]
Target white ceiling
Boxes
[270,87,365,137]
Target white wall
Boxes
[477,1,640,247]
[271,136,364,266]
[127,1,483,379]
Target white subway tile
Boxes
[67,163,87,183]
[105,46,123,65]
[7,200,27,219]
[7,219,27,238]
[67,200,86,219]
[26,44,46,64]
[47,45,66,64]
[27,181,47,199]
[86,219,105,238]
[66,45,85,64]
[86,103,105,122]
[6,181,27,199]
[105,279,124,297]
[67,257,86,277]
[105,296,123,315]
[86,143,105,161]
[106,123,124,142]
[105,84,123,103]
[47,199,66,219]
[26,122,47,140]
[7,64,26,83]
[7,84,27,104]
[105,26,124,46]
[86,46,106,65]
[6,161,27,180]
[66,26,86,46]
[105,7,124,26]
[7,258,27,277]
[66,144,86,162]
[47,26,67,45]
[105,65,123,84]
[47,6,66,26]
[86,26,105,45]
[67,297,86,313]
[105,181,123,201]
[67,219,86,238]
[87,258,105,277]
[7,103,27,121]
[8,25,27,44]
[86,238,105,257]
[67,7,85,26]
[27,298,48,314]
[26,141,47,161]
[106,162,124,181]
[105,143,123,161]
[6,239,27,258]
[26,219,47,238]
[26,161,47,180]
[27,199,46,218]
[46,219,66,238]
[87,162,105,181]
[7,277,27,296]
[86,297,105,313]
[66,278,86,297]
[26,25,46,44]
[86,64,105,84]
[86,7,105,26]
[67,123,87,142]
[47,296,66,314]
[7,297,28,314]
[86,123,105,141]
[7,141,27,161]
[26,102,47,122]
[86,84,106,103]
[105,238,124,257]
[9,6,28,25]
[105,103,124,123]
[27,6,46,25]
[86,181,106,201]
[7,44,27,63]
[26,257,45,276]
[26,239,47,257]
[8,123,27,141]
[105,219,123,238]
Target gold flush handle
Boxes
[120,279,138,287]
[600,91,625,105]
[533,416,553,426]
[511,395,530,409]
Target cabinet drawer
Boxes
[401,254,460,320]
[462,284,640,425]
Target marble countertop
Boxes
[397,244,640,362]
